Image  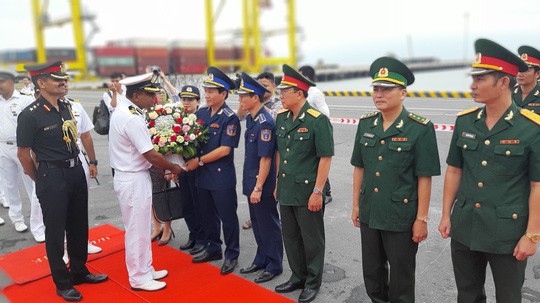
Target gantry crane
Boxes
[205,0,298,73]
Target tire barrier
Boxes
[323,91,472,98]
[329,117,455,132]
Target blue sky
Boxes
[1,0,538,66]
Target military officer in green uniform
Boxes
[512,45,540,113]
[438,38,540,303]
[273,64,334,303]
[350,57,441,302]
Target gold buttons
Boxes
[286,148,289,152]
[477,182,484,188]
[374,188,379,193]
[378,155,383,161]
[403,198,409,204]
[283,160,287,165]
[365,143,368,146]
[287,135,291,139]
[375,171,380,177]
[282,173,285,177]
[217,168,221,172]
[300,137,303,141]
[380,140,385,145]
[484,140,490,145]
[304,180,309,184]
[397,147,402,152]
[512,214,518,219]
[463,144,468,149]
[505,150,511,156]
[475,203,481,208]
[481,160,487,166]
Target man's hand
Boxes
[185,158,199,172]
[351,205,360,228]
[513,236,538,261]
[308,193,323,212]
[250,190,262,204]
[412,220,428,243]
[438,215,451,239]
[89,163,97,179]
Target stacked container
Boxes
[170,40,207,74]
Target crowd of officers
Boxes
[0,37,539,303]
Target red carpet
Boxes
[0,224,125,284]
[2,225,294,303]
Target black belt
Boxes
[40,157,81,168]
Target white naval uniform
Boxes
[0,91,37,226]
[30,100,96,240]
[109,95,156,288]
[307,86,330,117]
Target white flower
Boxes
[188,114,197,121]
[189,134,196,141]
[155,104,163,111]
[182,117,190,124]
[153,144,159,151]
[177,136,185,143]
[148,112,158,120]
[173,112,181,118]
[188,120,193,126]
[149,128,156,135]
[165,107,173,114]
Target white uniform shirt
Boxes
[307,86,330,117]
[20,83,35,95]
[109,95,153,172]
[69,100,94,148]
[103,84,127,113]
[0,90,34,142]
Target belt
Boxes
[40,157,81,168]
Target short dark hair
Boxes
[110,72,123,79]
[492,71,516,89]
[298,65,315,81]
[256,72,275,84]
[217,87,229,100]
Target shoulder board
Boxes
[408,113,430,125]
[258,113,267,124]
[457,106,480,117]
[19,91,32,96]
[520,109,540,126]
[307,108,321,118]
[277,109,289,115]
[128,105,141,115]
[223,107,234,117]
[360,111,378,120]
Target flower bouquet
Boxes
[147,103,208,169]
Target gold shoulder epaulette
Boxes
[307,108,321,118]
[360,111,378,120]
[520,109,540,126]
[408,113,430,125]
[277,109,289,115]
[457,107,480,117]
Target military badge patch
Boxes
[261,129,272,142]
[226,125,237,136]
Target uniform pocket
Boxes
[491,145,525,176]
[496,205,528,243]
[293,132,311,152]
[391,188,417,222]
[294,174,316,202]
[388,142,413,167]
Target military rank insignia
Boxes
[226,125,237,136]
[261,129,272,142]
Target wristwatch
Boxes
[313,187,322,195]
[253,185,263,192]
[198,157,204,166]
[526,232,540,243]
[89,160,98,165]
[416,216,429,223]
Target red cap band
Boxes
[28,65,62,77]
[475,55,519,76]
[281,75,310,91]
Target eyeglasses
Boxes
[278,88,297,97]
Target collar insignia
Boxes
[504,110,514,121]
[299,112,305,119]
[535,90,539,96]
[477,109,483,119]
[373,117,378,126]
[396,119,404,129]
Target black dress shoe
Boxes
[220,259,238,275]
[275,281,304,293]
[73,273,108,285]
[239,264,263,274]
[299,288,319,303]
[254,271,279,283]
[189,243,207,255]
[56,287,82,302]
[192,251,222,263]
[179,239,195,250]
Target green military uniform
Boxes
[512,45,540,113]
[276,102,334,289]
[447,38,538,303]
[350,56,440,303]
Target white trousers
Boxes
[113,170,155,287]
[0,142,34,223]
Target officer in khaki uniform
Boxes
[438,39,540,303]
[274,64,334,303]
[350,57,441,302]
[512,45,540,113]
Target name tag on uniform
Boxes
[297,128,308,133]
[461,132,476,139]
[210,123,220,128]
[392,137,408,141]
[500,140,520,144]
[43,124,59,131]
[363,132,375,138]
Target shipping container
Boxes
[93,46,135,57]
[96,56,135,67]
[108,38,169,48]
[96,66,136,77]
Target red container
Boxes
[135,47,168,57]
[135,57,169,74]
[94,46,135,57]
[96,66,136,77]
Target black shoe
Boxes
[73,273,108,285]
[179,239,195,250]
[189,243,207,255]
[254,271,279,283]
[192,251,222,263]
[239,264,263,274]
[56,287,82,302]
[220,259,238,275]
[299,288,319,303]
[275,281,304,293]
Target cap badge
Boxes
[187,87,192,92]
[378,67,389,77]
[240,79,245,87]
[60,63,66,73]
[208,73,214,80]
[521,53,528,61]
[475,53,482,64]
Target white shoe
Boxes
[63,251,69,264]
[131,280,166,291]
[88,242,102,254]
[1,197,9,208]
[153,270,168,280]
[14,221,28,232]
[34,234,46,243]
[0,217,4,225]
